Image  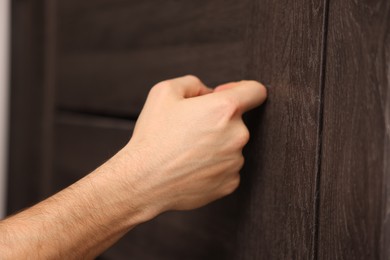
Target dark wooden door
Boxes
[317,1,390,259]
[8,0,390,259]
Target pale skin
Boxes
[0,75,267,259]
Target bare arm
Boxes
[0,75,267,259]
[0,150,154,259]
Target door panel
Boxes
[317,0,390,259]
[56,0,248,116]
[57,43,244,117]
[58,0,247,51]
[101,196,239,260]
[52,113,133,192]
[235,0,327,258]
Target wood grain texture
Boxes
[317,0,390,259]
[9,0,390,259]
[55,0,248,117]
[235,0,327,259]
[53,113,239,260]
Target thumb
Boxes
[213,82,240,92]
[214,82,238,93]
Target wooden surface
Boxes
[8,0,390,259]
[101,195,239,260]
[57,43,244,117]
[317,0,390,259]
[58,0,247,51]
[56,0,247,117]
[235,0,327,259]
[101,196,239,260]
[53,113,239,259]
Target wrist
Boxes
[100,145,166,226]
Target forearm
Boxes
[0,76,266,259]
[0,147,157,259]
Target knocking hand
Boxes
[125,75,267,212]
[0,75,267,259]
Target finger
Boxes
[164,75,213,98]
[213,82,240,92]
[212,80,267,114]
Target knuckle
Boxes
[222,175,241,195]
[236,126,250,148]
[235,155,245,170]
[226,155,244,171]
[231,175,241,190]
[150,81,173,96]
[183,74,201,83]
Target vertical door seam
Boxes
[312,0,331,259]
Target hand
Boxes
[123,75,267,212]
[0,75,266,259]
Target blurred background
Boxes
[0,0,9,218]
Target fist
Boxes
[125,75,267,212]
